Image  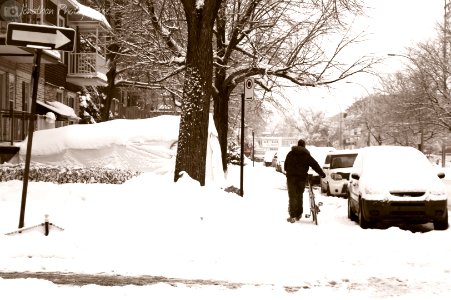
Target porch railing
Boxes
[0,108,32,144]
[67,53,107,77]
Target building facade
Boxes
[0,0,110,162]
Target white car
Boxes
[347,146,449,230]
[320,149,359,197]
[263,150,276,167]
[307,146,335,185]
[275,146,291,173]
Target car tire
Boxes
[347,196,357,222]
[358,198,371,229]
[434,210,449,230]
[326,184,331,197]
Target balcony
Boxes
[66,52,108,86]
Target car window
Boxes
[325,155,331,164]
[330,154,358,169]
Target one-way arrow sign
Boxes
[6,22,75,51]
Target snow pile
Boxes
[14,115,224,184]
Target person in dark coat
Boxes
[283,139,326,223]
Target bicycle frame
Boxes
[306,174,322,225]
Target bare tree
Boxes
[378,20,451,151]
[404,37,451,133]
[346,94,389,146]
[285,107,331,146]
[85,0,380,185]
[212,0,380,171]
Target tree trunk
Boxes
[213,89,230,172]
[213,2,229,172]
[102,43,119,122]
[175,1,222,185]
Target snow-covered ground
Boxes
[0,117,450,299]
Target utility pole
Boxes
[442,0,449,167]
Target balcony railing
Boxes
[68,53,107,77]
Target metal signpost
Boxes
[6,22,75,231]
[240,78,254,196]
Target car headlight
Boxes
[429,189,447,200]
[363,183,387,200]
[331,173,343,180]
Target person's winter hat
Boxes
[297,139,306,147]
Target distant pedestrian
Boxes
[284,139,326,223]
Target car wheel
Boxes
[347,196,357,222]
[434,210,449,230]
[358,198,371,229]
[326,184,331,197]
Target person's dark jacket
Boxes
[284,146,326,180]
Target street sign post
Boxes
[6,22,75,51]
[244,78,254,100]
[5,22,75,230]
[240,77,255,196]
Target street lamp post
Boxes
[345,81,372,146]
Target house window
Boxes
[0,71,6,110]
[44,0,57,25]
[8,73,15,107]
[0,21,7,35]
[56,89,63,103]
[22,82,30,112]
[24,0,41,24]
[67,94,75,108]
[58,14,66,64]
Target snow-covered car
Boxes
[263,150,276,167]
[274,146,291,173]
[321,149,358,197]
[347,146,449,230]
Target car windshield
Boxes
[330,154,357,169]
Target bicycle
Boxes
[305,174,322,225]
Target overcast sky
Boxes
[289,0,445,116]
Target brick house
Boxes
[0,0,110,162]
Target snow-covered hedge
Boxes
[0,163,141,184]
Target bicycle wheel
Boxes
[310,192,318,225]
[308,177,318,225]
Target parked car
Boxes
[307,146,335,185]
[321,149,359,197]
[263,150,276,167]
[347,146,449,230]
[274,146,292,173]
[252,148,266,162]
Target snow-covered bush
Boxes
[227,140,242,165]
[0,163,141,184]
[79,89,103,124]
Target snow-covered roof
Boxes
[36,100,80,122]
[68,1,111,30]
